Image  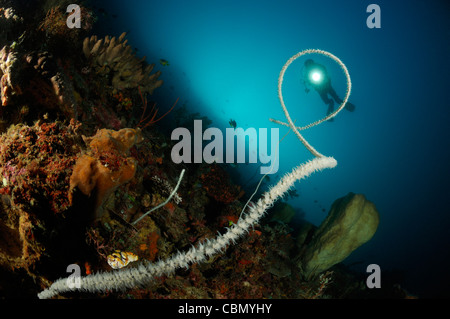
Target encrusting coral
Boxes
[0,4,94,121]
[0,7,24,47]
[0,121,82,272]
[25,50,75,108]
[0,45,20,107]
[0,120,144,290]
[38,5,94,41]
[83,32,163,95]
[0,43,79,120]
[200,165,245,204]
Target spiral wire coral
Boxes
[38,49,351,299]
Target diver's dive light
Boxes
[309,69,323,84]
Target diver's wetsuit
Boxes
[303,61,354,117]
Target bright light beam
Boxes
[310,70,322,83]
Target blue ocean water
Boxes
[92,0,450,297]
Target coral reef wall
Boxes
[0,1,168,295]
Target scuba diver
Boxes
[302,59,355,121]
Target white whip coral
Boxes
[38,49,351,299]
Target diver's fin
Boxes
[344,102,355,112]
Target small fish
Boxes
[85,262,92,275]
[159,59,169,66]
[107,250,138,269]
[229,119,237,129]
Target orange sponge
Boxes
[85,128,143,154]
[69,128,141,220]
